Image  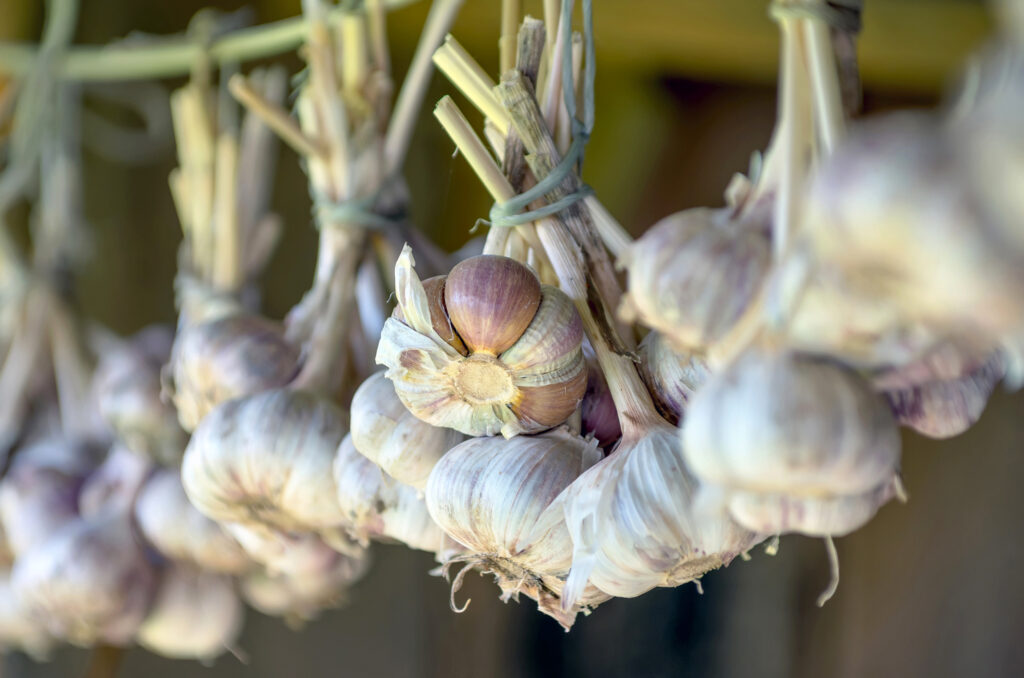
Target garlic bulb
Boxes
[223,522,362,577]
[134,469,250,574]
[579,347,620,448]
[885,354,1004,439]
[334,434,449,552]
[799,112,1024,338]
[349,371,464,489]
[0,569,52,659]
[182,388,347,532]
[0,438,99,558]
[79,445,152,518]
[620,207,771,353]
[12,512,158,646]
[170,313,301,431]
[136,565,244,661]
[425,428,608,627]
[638,331,711,424]
[240,552,370,626]
[871,339,994,391]
[93,325,187,465]
[682,349,902,537]
[377,248,587,438]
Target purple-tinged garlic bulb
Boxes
[333,434,448,552]
[134,469,249,574]
[182,389,347,534]
[136,565,244,661]
[620,207,771,354]
[425,428,608,628]
[93,325,187,465]
[349,371,464,489]
[885,354,1004,439]
[12,512,158,646]
[222,523,364,577]
[169,313,301,432]
[580,347,620,448]
[0,438,100,558]
[79,445,152,519]
[871,339,994,391]
[0,569,52,659]
[377,247,587,438]
[683,349,902,537]
[637,331,711,424]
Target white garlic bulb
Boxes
[0,569,52,659]
[885,354,1004,439]
[134,469,250,574]
[334,434,449,552]
[377,247,587,438]
[170,312,301,432]
[240,552,370,626]
[638,331,711,424]
[349,371,464,489]
[136,565,244,661]
[620,206,771,354]
[558,421,760,609]
[12,512,158,646]
[223,522,363,577]
[182,388,347,533]
[682,349,902,537]
[79,445,152,519]
[425,428,608,627]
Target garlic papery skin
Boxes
[334,434,448,552]
[638,332,711,425]
[682,349,902,537]
[580,347,621,448]
[136,564,244,661]
[170,312,301,432]
[349,371,464,489]
[134,469,250,574]
[620,207,771,354]
[376,247,587,438]
[12,512,158,646]
[181,388,347,533]
[558,421,760,609]
[885,354,1004,439]
[0,569,53,660]
[93,326,187,465]
[79,445,152,519]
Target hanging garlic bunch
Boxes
[638,331,711,424]
[334,434,450,552]
[12,511,158,646]
[136,564,244,661]
[134,469,250,574]
[78,444,152,518]
[377,248,587,438]
[93,325,187,464]
[620,205,772,354]
[349,371,464,489]
[682,349,902,537]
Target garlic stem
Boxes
[802,12,845,155]
[228,74,323,159]
[212,133,241,290]
[499,0,522,75]
[433,37,512,133]
[772,14,803,259]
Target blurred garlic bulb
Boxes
[182,388,347,533]
[638,331,711,424]
[223,523,362,577]
[886,354,1004,439]
[349,371,464,489]
[620,207,771,353]
[377,247,587,438]
[334,434,448,552]
[580,347,620,448]
[683,349,902,537]
[0,438,99,557]
[170,313,300,431]
[136,565,244,661]
[800,112,1024,338]
[79,445,152,518]
[134,469,250,574]
[0,569,52,659]
[93,325,187,465]
[871,339,994,391]
[240,552,370,626]
[12,512,158,646]
[425,428,608,627]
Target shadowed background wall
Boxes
[2,1,1018,677]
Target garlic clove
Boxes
[170,313,301,432]
[349,371,464,489]
[181,389,347,533]
[393,276,468,355]
[443,255,542,355]
[136,564,244,661]
[134,469,250,574]
[580,346,621,448]
[637,331,711,424]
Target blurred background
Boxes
[3,1,1021,676]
